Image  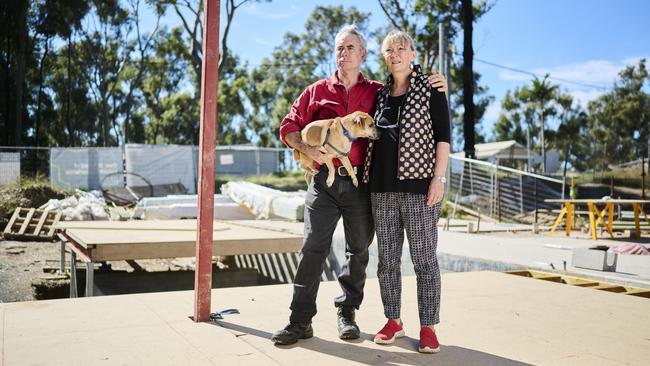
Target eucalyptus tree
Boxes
[376,0,493,151]
[494,75,585,172]
[587,59,649,169]
[244,5,373,147]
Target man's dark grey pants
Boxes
[289,168,374,324]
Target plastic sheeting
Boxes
[125,144,197,194]
[0,152,20,185]
[49,147,122,191]
[220,181,305,221]
[132,194,256,220]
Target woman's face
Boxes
[335,34,366,73]
[383,41,416,74]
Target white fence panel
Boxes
[0,152,20,185]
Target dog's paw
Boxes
[326,176,335,187]
[351,177,359,187]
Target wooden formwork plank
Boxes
[626,289,650,298]
[17,208,36,235]
[593,285,627,293]
[505,269,650,299]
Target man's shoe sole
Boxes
[339,331,360,340]
[272,329,313,345]
[374,329,405,345]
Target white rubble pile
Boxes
[43,189,109,221]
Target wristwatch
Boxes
[433,175,447,184]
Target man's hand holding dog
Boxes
[285,131,328,165]
[306,146,328,165]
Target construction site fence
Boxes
[0,145,300,192]
[446,156,565,223]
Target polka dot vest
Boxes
[363,65,436,183]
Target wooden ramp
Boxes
[2,272,649,365]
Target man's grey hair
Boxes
[335,24,367,51]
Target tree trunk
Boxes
[13,0,27,147]
[65,35,74,146]
[540,104,546,173]
[462,0,475,158]
[1,29,12,146]
[35,37,50,147]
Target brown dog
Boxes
[293,111,379,187]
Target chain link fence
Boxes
[0,145,297,192]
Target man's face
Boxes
[335,34,366,73]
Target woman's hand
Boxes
[427,178,445,207]
[427,69,448,94]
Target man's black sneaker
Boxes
[337,306,360,340]
[271,322,313,345]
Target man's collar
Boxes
[329,70,368,86]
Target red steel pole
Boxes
[194,0,220,322]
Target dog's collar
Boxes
[321,118,356,157]
[342,126,357,142]
[323,129,349,157]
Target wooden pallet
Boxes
[2,207,62,241]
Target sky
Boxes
[153,0,650,138]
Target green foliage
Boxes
[586,59,650,170]
[376,1,494,146]
[12,0,646,179]
[495,60,649,173]
[573,167,647,190]
[245,5,373,147]
[493,74,590,172]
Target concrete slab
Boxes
[434,231,650,287]
[227,218,650,287]
[2,272,649,365]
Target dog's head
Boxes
[342,111,380,140]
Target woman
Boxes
[362,30,450,354]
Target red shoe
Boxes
[374,319,405,344]
[418,327,440,353]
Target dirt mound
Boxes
[0,179,66,229]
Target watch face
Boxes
[436,176,446,183]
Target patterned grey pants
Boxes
[371,192,442,326]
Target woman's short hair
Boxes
[381,30,416,54]
[335,24,367,51]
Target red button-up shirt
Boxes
[280,71,383,168]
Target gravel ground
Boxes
[0,239,62,302]
[0,239,184,303]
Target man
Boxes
[272,24,447,346]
